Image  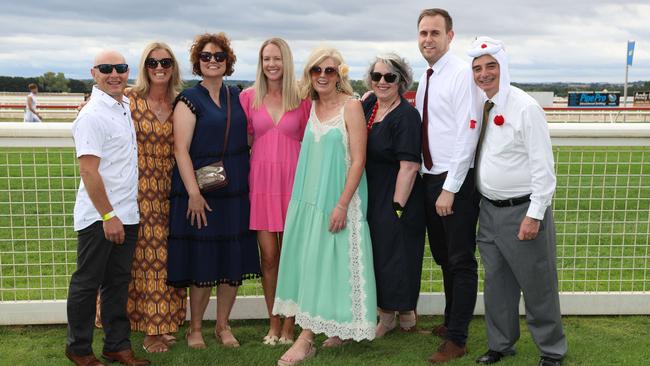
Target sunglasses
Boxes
[370,72,398,83]
[199,51,227,63]
[145,57,174,69]
[310,66,338,77]
[93,64,129,74]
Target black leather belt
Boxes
[483,194,531,207]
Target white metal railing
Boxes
[0,123,649,324]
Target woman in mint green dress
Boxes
[273,47,377,366]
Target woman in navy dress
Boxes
[167,32,260,349]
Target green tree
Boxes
[38,72,70,92]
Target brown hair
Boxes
[417,8,453,33]
[189,32,237,77]
[28,83,38,91]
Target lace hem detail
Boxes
[273,298,375,341]
[339,115,370,339]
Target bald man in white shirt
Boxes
[65,50,149,366]
[469,37,567,366]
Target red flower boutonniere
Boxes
[481,43,487,49]
[469,119,477,129]
[493,115,505,126]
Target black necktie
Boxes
[421,68,434,170]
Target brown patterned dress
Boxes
[125,89,186,335]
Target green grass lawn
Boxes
[1,316,649,365]
[1,146,649,301]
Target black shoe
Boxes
[539,356,562,366]
[476,350,506,364]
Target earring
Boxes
[336,81,342,93]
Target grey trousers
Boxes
[477,199,567,359]
[66,221,138,356]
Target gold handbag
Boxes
[194,86,231,193]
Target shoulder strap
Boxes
[221,85,231,158]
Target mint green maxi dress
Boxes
[273,101,377,341]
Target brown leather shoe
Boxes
[427,340,468,364]
[65,347,105,366]
[432,324,448,338]
[101,349,150,366]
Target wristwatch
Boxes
[392,202,404,218]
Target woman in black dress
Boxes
[362,53,426,337]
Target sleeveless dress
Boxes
[167,83,261,287]
[273,101,377,341]
[125,89,186,335]
[24,92,41,122]
[239,88,311,232]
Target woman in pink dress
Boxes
[239,38,310,345]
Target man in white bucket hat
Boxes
[468,36,567,366]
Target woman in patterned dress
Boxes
[126,41,187,353]
[94,42,187,353]
[273,47,377,366]
[240,38,310,345]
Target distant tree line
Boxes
[2,73,648,98]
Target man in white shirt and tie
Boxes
[415,8,480,364]
[469,37,567,366]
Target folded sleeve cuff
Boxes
[526,201,547,221]
[442,178,462,193]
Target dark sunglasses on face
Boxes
[370,72,398,83]
[94,64,129,74]
[310,66,338,77]
[199,51,227,63]
[145,57,174,69]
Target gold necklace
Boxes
[375,96,400,122]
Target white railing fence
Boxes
[0,123,649,324]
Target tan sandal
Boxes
[278,336,294,345]
[322,336,351,348]
[263,334,280,345]
[143,336,169,353]
[215,325,240,348]
[375,310,397,338]
[185,328,206,350]
[277,337,316,366]
[161,334,177,346]
[399,310,417,332]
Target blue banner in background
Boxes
[627,40,635,66]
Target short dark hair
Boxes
[417,8,453,33]
[189,32,237,77]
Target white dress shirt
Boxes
[415,51,477,193]
[476,86,556,220]
[72,86,139,231]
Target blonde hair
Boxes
[300,46,353,100]
[132,41,183,102]
[252,38,301,111]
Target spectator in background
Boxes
[24,83,42,122]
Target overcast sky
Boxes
[1,0,648,83]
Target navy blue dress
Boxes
[167,83,260,287]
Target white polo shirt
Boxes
[415,51,477,193]
[476,86,556,220]
[72,86,139,231]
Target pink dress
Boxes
[240,88,311,232]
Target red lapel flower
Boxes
[493,115,505,126]
[469,119,477,129]
[481,43,487,49]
